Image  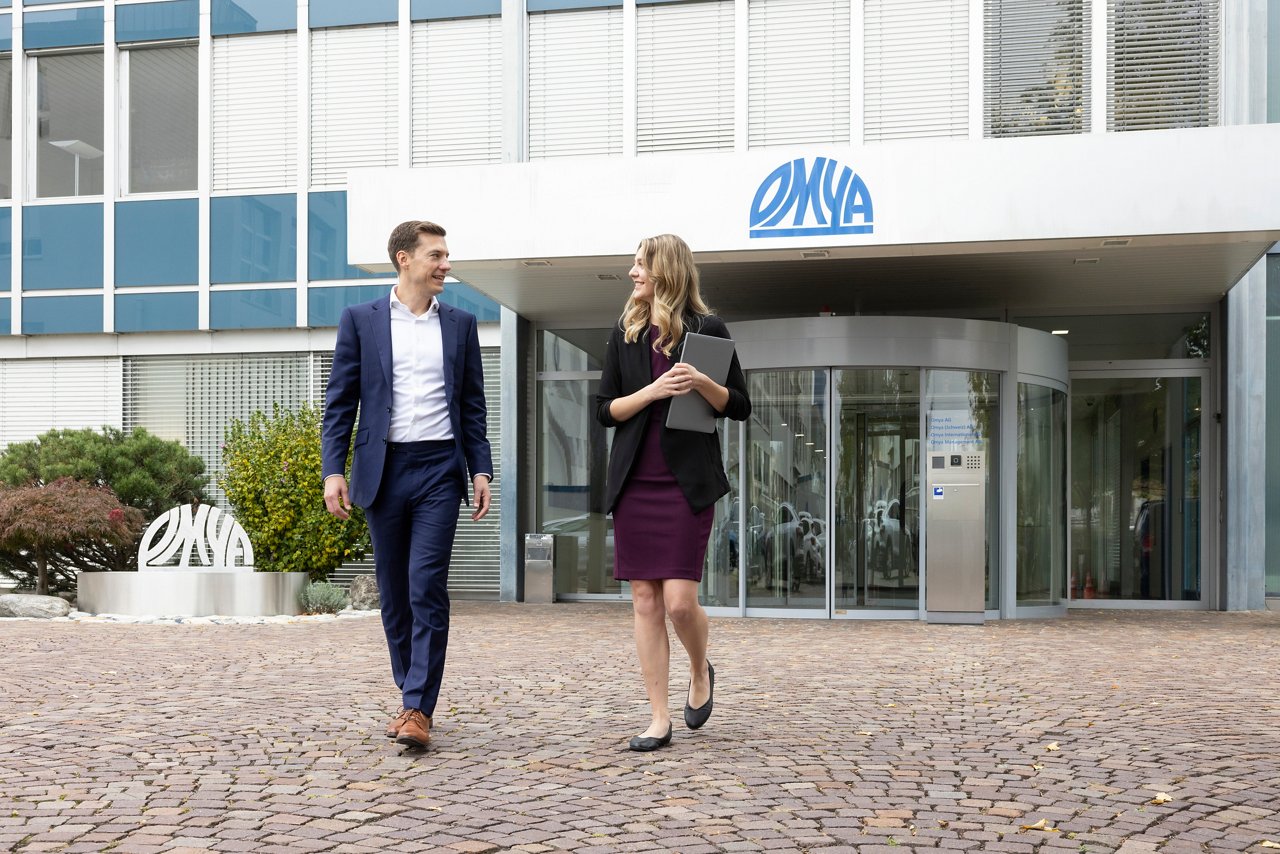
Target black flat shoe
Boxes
[628,724,673,752]
[684,662,715,730]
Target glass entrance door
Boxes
[833,369,920,612]
[744,369,828,613]
[1070,373,1206,603]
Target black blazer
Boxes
[595,314,751,515]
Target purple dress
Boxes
[613,329,715,582]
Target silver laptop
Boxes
[665,332,736,433]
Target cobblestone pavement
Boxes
[2,603,1279,853]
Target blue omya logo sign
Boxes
[749,157,873,238]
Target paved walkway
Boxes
[2,603,1279,853]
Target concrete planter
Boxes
[77,571,306,617]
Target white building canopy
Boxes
[348,125,1280,323]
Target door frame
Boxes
[1064,365,1215,610]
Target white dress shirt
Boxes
[388,287,453,442]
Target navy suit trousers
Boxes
[364,440,463,716]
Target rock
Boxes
[347,575,380,610]
[0,594,73,619]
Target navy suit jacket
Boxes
[321,295,492,508]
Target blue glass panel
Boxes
[212,0,295,35]
[117,0,199,42]
[116,291,198,332]
[0,14,12,52]
[210,288,296,329]
[210,194,297,284]
[310,0,396,27]
[527,0,620,10]
[22,294,102,335]
[0,208,10,292]
[410,0,500,20]
[0,2,10,12]
[23,204,104,290]
[308,284,388,327]
[440,281,500,323]
[24,8,105,49]
[0,298,8,334]
[116,199,198,287]
[308,192,382,282]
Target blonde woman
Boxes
[595,234,751,751]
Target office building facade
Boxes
[0,0,1276,616]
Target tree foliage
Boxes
[220,403,367,580]
[0,427,207,588]
[0,478,142,594]
[0,427,206,518]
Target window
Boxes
[212,32,297,191]
[123,44,197,194]
[748,0,850,148]
[985,0,1089,137]
[310,24,397,186]
[411,16,502,167]
[528,7,622,159]
[1108,0,1219,131]
[864,0,968,142]
[0,56,11,199]
[636,0,734,154]
[34,51,104,198]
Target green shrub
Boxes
[0,427,207,590]
[220,403,367,581]
[299,580,349,615]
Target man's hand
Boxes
[471,475,492,521]
[324,475,352,520]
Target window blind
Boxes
[748,0,851,148]
[212,32,298,191]
[985,0,1090,137]
[637,0,735,154]
[528,7,624,159]
[864,0,969,141]
[411,16,504,167]
[311,24,399,187]
[1108,0,1219,131]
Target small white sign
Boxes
[933,486,945,499]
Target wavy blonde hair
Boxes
[621,234,711,356]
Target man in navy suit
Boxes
[321,220,492,750]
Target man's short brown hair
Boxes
[387,220,447,271]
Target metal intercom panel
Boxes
[925,447,987,623]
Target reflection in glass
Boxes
[701,418,739,607]
[924,370,1001,609]
[539,377,617,596]
[0,57,11,198]
[36,52,105,198]
[1017,383,1066,606]
[1071,376,1201,601]
[1015,313,1210,361]
[127,46,198,193]
[745,370,827,610]
[833,369,919,610]
[985,0,1087,137]
[539,328,607,373]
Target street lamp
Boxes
[49,139,104,196]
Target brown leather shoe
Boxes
[385,708,412,739]
[395,709,431,749]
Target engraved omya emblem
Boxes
[139,504,255,572]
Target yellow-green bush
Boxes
[220,403,366,580]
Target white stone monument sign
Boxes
[77,503,303,617]
[139,504,255,571]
